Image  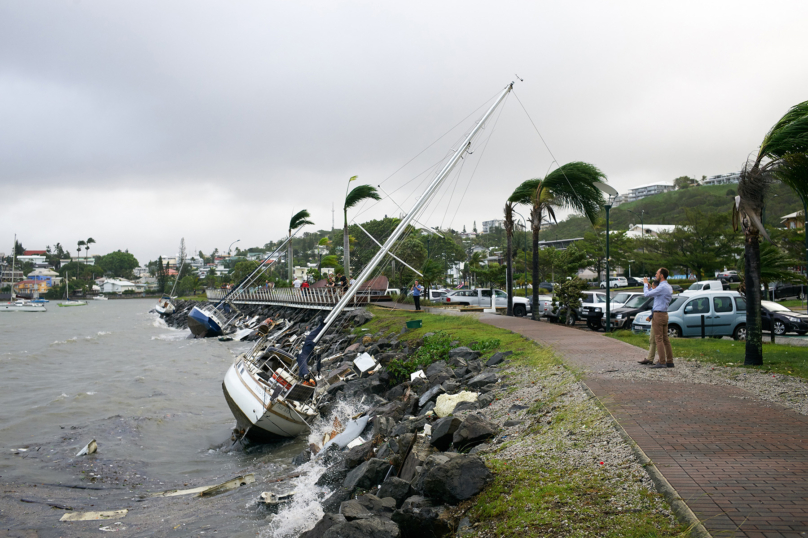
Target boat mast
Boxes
[312,82,513,344]
[10,234,16,300]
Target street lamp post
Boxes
[227,239,240,255]
[595,183,619,333]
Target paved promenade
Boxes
[480,315,808,538]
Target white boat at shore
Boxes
[58,272,87,307]
[93,295,108,301]
[221,83,514,441]
[1,299,47,312]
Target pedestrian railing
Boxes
[205,287,381,310]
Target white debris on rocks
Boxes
[609,359,808,416]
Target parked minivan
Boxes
[681,280,727,295]
[632,290,746,339]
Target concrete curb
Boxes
[579,382,712,538]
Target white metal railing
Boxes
[205,287,375,310]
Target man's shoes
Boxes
[637,360,653,365]
[666,363,675,368]
[649,363,667,369]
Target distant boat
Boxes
[31,298,49,304]
[155,246,185,316]
[1,299,47,313]
[58,272,87,307]
[92,295,108,301]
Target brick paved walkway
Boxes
[480,314,808,538]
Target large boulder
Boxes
[316,462,350,488]
[485,351,512,367]
[377,477,413,508]
[300,513,347,538]
[391,506,452,538]
[344,441,375,470]
[434,391,478,418]
[467,372,498,389]
[344,459,393,492]
[355,494,397,518]
[321,487,352,514]
[448,347,481,362]
[452,413,497,451]
[341,499,374,521]
[422,454,493,504]
[477,393,496,408]
[452,401,478,414]
[440,380,461,394]
[322,517,401,538]
[398,435,436,483]
[372,415,397,439]
[391,416,427,437]
[429,417,461,451]
[418,385,445,408]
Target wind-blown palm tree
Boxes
[504,202,515,316]
[509,162,607,320]
[317,236,332,271]
[733,100,808,365]
[343,178,381,278]
[85,238,95,266]
[288,210,314,281]
[77,241,85,270]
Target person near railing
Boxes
[301,279,309,299]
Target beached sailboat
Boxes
[58,272,87,307]
[221,83,514,441]
[155,253,186,316]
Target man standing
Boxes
[643,268,674,368]
[411,280,424,311]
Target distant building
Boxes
[780,210,805,229]
[16,254,47,265]
[23,250,47,256]
[538,238,584,250]
[13,279,49,295]
[626,224,677,239]
[27,268,61,286]
[481,220,504,234]
[702,172,741,186]
[100,278,143,294]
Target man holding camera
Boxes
[642,268,674,368]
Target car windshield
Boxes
[590,294,606,303]
[668,297,686,311]
[624,295,648,308]
[688,283,703,290]
[762,300,792,312]
[612,293,631,303]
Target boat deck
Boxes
[205,288,392,311]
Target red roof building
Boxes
[23,250,47,256]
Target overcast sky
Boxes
[2,0,807,265]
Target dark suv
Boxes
[601,294,655,330]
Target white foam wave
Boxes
[151,331,191,341]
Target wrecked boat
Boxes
[221,82,513,441]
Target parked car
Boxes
[610,291,645,310]
[761,300,808,335]
[632,290,746,339]
[601,294,655,330]
[537,282,556,292]
[717,270,741,283]
[670,284,683,293]
[407,288,448,300]
[442,288,531,317]
[625,277,642,287]
[529,294,554,317]
[546,291,606,324]
[764,282,806,301]
[681,280,726,295]
[599,277,628,289]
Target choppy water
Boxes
[0,299,365,537]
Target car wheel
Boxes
[668,325,682,338]
[514,304,526,317]
[587,320,601,331]
[733,324,746,341]
[773,320,786,335]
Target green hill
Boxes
[544,183,803,240]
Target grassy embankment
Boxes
[607,330,808,380]
[362,307,687,537]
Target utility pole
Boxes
[332,203,335,232]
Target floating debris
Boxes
[149,473,255,498]
[76,439,97,456]
[60,509,128,522]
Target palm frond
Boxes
[775,153,808,204]
[345,184,381,210]
[508,179,540,205]
[542,162,607,224]
[759,100,808,161]
[289,209,313,231]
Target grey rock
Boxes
[385,384,408,402]
[372,415,397,439]
[399,435,436,483]
[391,416,427,437]
[422,454,493,504]
[323,517,401,538]
[468,372,498,388]
[341,499,374,520]
[448,356,467,368]
[299,513,348,538]
[401,495,434,511]
[485,351,511,367]
[375,442,393,460]
[448,347,481,361]
[377,352,405,366]
[429,417,461,451]
[467,443,490,455]
[321,487,352,514]
[451,401,478,414]
[327,381,347,395]
[377,477,413,508]
[503,419,522,427]
[452,414,497,451]
[292,448,312,466]
[417,401,435,416]
[396,434,414,456]
[477,383,498,394]
[345,441,375,470]
[355,494,396,518]
[477,393,496,408]
[316,462,350,487]
[391,506,452,538]
[418,385,444,408]
[427,372,451,388]
[508,403,528,413]
[344,458,393,492]
[466,359,483,374]
[425,360,451,379]
[440,380,461,394]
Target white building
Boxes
[626,224,677,239]
[16,254,47,265]
[702,172,741,186]
[481,219,504,234]
[100,278,144,294]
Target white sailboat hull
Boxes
[222,361,313,441]
[1,302,47,312]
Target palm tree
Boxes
[288,210,314,281]
[733,100,808,365]
[85,238,95,266]
[504,202,515,316]
[317,236,332,271]
[509,162,607,320]
[468,251,484,286]
[343,178,381,278]
[77,241,85,271]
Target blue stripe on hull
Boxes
[188,306,223,338]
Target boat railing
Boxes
[205,287,373,310]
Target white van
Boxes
[681,280,727,295]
